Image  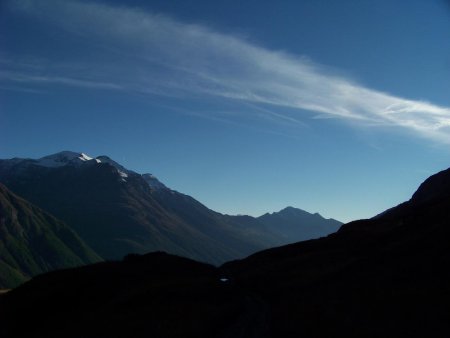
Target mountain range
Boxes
[1,166,449,337]
[0,151,341,287]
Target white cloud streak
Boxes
[5,0,450,142]
[0,70,123,90]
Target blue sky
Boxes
[1,0,450,222]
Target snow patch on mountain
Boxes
[118,170,128,182]
[80,153,93,161]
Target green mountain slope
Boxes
[0,183,102,288]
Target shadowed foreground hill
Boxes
[2,168,450,337]
[0,252,245,338]
[0,183,101,288]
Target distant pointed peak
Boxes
[263,207,329,220]
[279,206,309,214]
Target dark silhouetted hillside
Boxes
[0,252,245,338]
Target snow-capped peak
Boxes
[2,151,170,189]
[36,151,96,168]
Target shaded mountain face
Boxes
[0,183,101,288]
[0,151,341,265]
[1,166,449,337]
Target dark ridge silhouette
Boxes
[410,167,450,204]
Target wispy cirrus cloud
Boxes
[4,0,450,142]
[0,70,123,90]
